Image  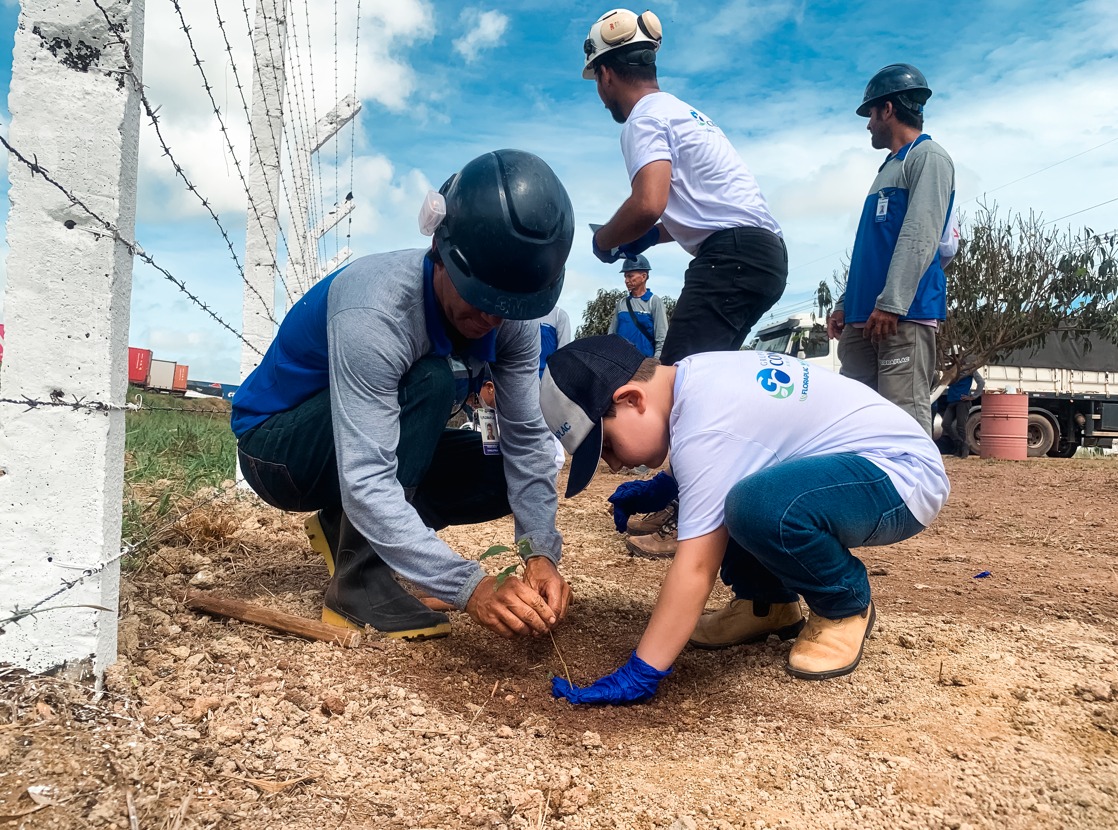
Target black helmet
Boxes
[620,254,651,272]
[857,63,932,117]
[434,150,574,321]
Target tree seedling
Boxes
[479,537,572,685]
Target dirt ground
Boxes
[2,456,1117,830]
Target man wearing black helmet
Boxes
[231,150,576,642]
[827,64,955,436]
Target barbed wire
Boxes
[236,0,317,299]
[213,0,303,303]
[347,0,362,258]
[0,134,261,356]
[87,0,282,321]
[286,3,324,280]
[297,0,328,270]
[333,0,340,259]
[166,0,296,308]
[0,392,232,415]
[243,0,317,297]
[0,478,248,630]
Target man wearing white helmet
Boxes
[583,8,788,559]
[583,8,787,366]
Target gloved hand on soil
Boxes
[608,471,678,533]
[551,651,672,705]
[616,226,660,259]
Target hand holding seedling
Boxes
[522,556,571,622]
[466,538,567,638]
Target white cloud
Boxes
[453,9,509,63]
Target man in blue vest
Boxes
[827,64,955,436]
[231,150,575,642]
[608,255,668,358]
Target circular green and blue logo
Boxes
[756,367,794,399]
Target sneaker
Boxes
[688,600,805,649]
[786,602,875,680]
[626,515,678,559]
[626,502,678,535]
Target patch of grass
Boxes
[123,388,235,557]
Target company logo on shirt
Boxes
[756,367,794,399]
[689,109,715,129]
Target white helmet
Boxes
[582,9,663,80]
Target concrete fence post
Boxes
[240,0,288,381]
[0,0,145,678]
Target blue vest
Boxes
[231,256,495,436]
[615,290,657,357]
[846,135,951,323]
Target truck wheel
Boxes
[1026,413,1056,457]
[966,411,982,456]
[1047,439,1079,458]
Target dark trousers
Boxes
[942,400,972,458]
[659,226,788,365]
[236,355,512,532]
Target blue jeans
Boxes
[721,453,925,619]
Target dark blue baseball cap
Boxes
[539,335,646,497]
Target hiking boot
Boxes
[688,600,805,650]
[786,602,875,680]
[625,501,678,535]
[304,507,343,576]
[321,513,451,641]
[626,515,678,559]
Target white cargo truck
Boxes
[746,314,1118,457]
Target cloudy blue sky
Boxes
[1,0,1116,383]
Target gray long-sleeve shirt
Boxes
[326,249,562,609]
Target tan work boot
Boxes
[626,517,678,559]
[688,599,805,649]
[786,602,875,680]
[625,501,678,535]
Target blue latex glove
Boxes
[617,226,660,259]
[607,471,678,533]
[592,231,622,264]
[552,651,672,705]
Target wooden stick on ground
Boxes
[184,590,361,648]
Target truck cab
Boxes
[746,313,840,373]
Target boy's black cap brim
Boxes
[564,421,603,498]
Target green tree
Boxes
[576,289,677,338]
[939,204,1118,385]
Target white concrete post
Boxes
[240,0,289,382]
[283,142,313,304]
[0,0,144,677]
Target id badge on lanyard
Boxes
[875,191,889,223]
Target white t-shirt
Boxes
[669,351,949,540]
[621,91,781,256]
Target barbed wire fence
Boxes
[0,0,362,636]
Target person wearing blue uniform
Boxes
[608,255,667,358]
[827,64,955,436]
[231,150,575,642]
[943,363,984,458]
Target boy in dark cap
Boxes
[540,335,948,703]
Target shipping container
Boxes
[127,347,151,385]
[148,359,177,393]
[172,364,189,393]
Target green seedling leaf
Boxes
[494,564,520,587]
[480,544,512,561]
[515,537,534,561]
